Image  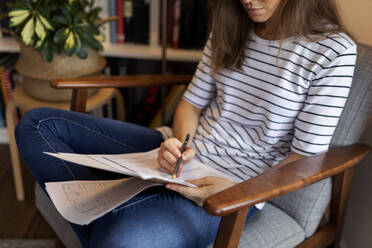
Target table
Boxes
[6,84,125,201]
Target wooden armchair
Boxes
[32,44,372,248]
[46,65,371,248]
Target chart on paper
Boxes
[45,177,161,225]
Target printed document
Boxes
[44,148,239,225]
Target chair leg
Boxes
[114,89,125,121]
[327,243,340,248]
[329,168,355,248]
[6,100,25,201]
[213,208,249,248]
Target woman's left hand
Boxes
[166,177,236,206]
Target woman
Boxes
[15,0,356,247]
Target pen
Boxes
[172,133,190,180]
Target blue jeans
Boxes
[15,108,258,248]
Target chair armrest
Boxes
[51,74,193,89]
[204,144,371,216]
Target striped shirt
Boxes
[181,31,357,182]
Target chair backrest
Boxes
[270,44,372,237]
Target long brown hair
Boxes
[208,0,351,73]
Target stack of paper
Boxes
[44,148,238,225]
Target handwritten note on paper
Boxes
[45,177,160,225]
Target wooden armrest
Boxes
[204,144,371,216]
[51,74,193,89]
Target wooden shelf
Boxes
[103,42,202,62]
[0,127,9,144]
[0,37,202,62]
[0,37,20,53]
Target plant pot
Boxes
[15,40,106,102]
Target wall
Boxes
[337,1,372,248]
[337,0,372,46]
[341,118,372,248]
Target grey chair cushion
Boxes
[35,183,82,248]
[270,178,331,238]
[269,45,372,238]
[331,44,372,147]
[207,203,305,248]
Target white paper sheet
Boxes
[45,177,161,225]
[44,148,241,225]
[45,148,239,187]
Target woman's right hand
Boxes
[157,137,195,177]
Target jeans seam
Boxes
[112,193,162,212]
[38,117,143,152]
[36,122,77,180]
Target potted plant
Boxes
[4,0,110,101]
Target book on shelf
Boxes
[0,54,15,144]
[166,0,174,47]
[178,0,208,49]
[0,54,19,126]
[124,0,150,44]
[109,0,118,43]
[116,0,125,43]
[0,88,5,128]
[171,0,181,49]
[0,78,6,144]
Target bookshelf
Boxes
[0,37,202,62]
[0,37,19,53]
[0,0,203,62]
[0,127,8,144]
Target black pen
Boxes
[172,134,190,180]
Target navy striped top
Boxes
[182,32,357,182]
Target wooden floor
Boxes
[0,144,62,245]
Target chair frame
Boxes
[51,74,371,248]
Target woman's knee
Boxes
[15,108,64,148]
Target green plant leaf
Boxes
[75,35,88,59]
[7,2,28,10]
[8,9,30,17]
[78,30,102,51]
[21,17,35,45]
[64,31,76,56]
[38,15,53,30]
[79,23,99,35]
[9,12,30,27]
[42,40,53,62]
[60,5,72,23]
[35,17,47,40]
[17,0,32,9]
[51,42,62,54]
[54,27,68,44]
[35,39,44,51]
[52,15,68,25]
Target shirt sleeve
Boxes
[182,37,216,109]
[291,44,357,156]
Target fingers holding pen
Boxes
[158,138,182,173]
[175,147,195,175]
[158,137,195,176]
[158,149,176,173]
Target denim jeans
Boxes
[15,108,258,248]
